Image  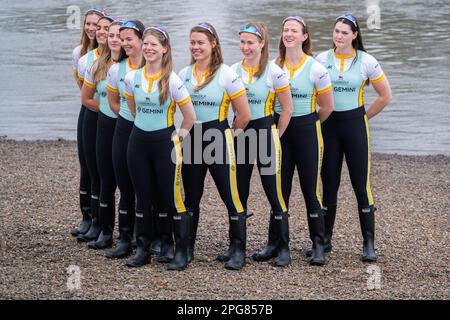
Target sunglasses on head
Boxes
[145,25,169,40]
[85,6,106,16]
[283,16,306,27]
[239,25,262,39]
[194,23,215,37]
[336,14,358,28]
[119,21,142,35]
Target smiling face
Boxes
[189,31,214,63]
[108,24,121,54]
[282,19,308,49]
[120,29,142,58]
[333,21,357,50]
[84,13,100,40]
[95,18,110,46]
[142,34,167,64]
[239,32,263,62]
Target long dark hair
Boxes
[190,23,223,92]
[334,16,366,52]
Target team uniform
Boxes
[105,58,139,254]
[124,67,190,269]
[83,62,117,248]
[274,54,332,264]
[76,48,102,242]
[315,49,384,259]
[178,63,246,266]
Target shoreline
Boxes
[0,140,449,299]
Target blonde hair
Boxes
[142,28,173,105]
[190,23,223,92]
[79,12,103,57]
[275,18,313,68]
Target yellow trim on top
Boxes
[172,135,187,213]
[193,64,208,85]
[242,59,260,84]
[229,89,246,100]
[106,84,119,93]
[224,129,244,214]
[264,91,276,117]
[311,88,317,113]
[363,114,374,206]
[94,48,100,59]
[315,120,324,208]
[333,49,356,60]
[275,84,290,93]
[78,75,85,81]
[167,99,176,128]
[285,53,307,79]
[359,79,366,107]
[177,96,191,107]
[127,58,138,70]
[317,85,332,95]
[219,92,231,122]
[83,80,95,89]
[143,66,161,94]
[271,124,288,212]
[124,92,134,100]
[371,73,385,84]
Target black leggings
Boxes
[182,120,244,214]
[96,112,117,205]
[321,107,373,208]
[127,125,186,218]
[77,105,91,209]
[275,112,323,214]
[112,116,135,213]
[235,116,287,214]
[82,108,100,201]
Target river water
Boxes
[0,0,449,155]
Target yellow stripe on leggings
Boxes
[271,124,287,212]
[172,135,187,213]
[224,129,244,213]
[364,115,374,205]
[315,120,324,208]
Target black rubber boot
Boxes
[187,208,199,263]
[106,206,134,259]
[125,209,151,268]
[224,212,246,270]
[71,190,92,237]
[157,212,174,263]
[149,206,162,255]
[307,211,326,266]
[306,205,336,257]
[88,198,115,249]
[252,211,279,261]
[216,215,234,263]
[359,206,377,262]
[273,212,291,267]
[167,212,190,271]
[77,195,101,242]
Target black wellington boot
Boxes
[88,198,115,249]
[187,208,199,263]
[359,206,378,262]
[77,195,101,242]
[157,212,174,263]
[71,190,92,237]
[106,206,134,259]
[224,212,247,271]
[216,215,234,263]
[167,212,190,271]
[306,205,336,257]
[252,211,279,261]
[125,209,152,268]
[273,212,291,267]
[307,211,326,266]
[149,206,162,255]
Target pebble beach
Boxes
[0,140,448,300]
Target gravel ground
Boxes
[0,140,449,300]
